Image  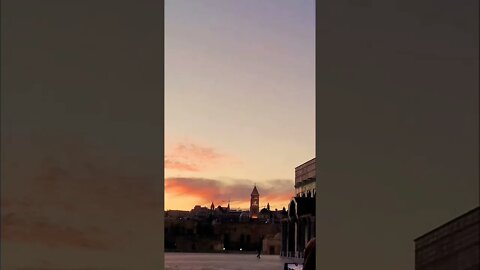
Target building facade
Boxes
[281,157,316,258]
[414,207,479,270]
[262,233,282,255]
[294,158,316,197]
[165,184,286,254]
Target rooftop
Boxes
[251,185,259,195]
[294,157,316,170]
[414,206,479,242]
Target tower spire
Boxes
[250,184,259,219]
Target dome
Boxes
[239,212,250,222]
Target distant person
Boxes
[303,237,315,270]
[257,243,262,259]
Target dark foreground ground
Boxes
[165,252,303,270]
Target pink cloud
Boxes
[173,143,225,161]
[165,142,231,172]
[164,159,199,172]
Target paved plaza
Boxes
[165,253,302,270]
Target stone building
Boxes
[414,207,479,270]
[281,157,316,258]
[191,205,210,218]
[215,222,281,252]
[174,235,224,252]
[263,233,282,255]
[294,157,316,197]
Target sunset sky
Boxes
[165,0,316,211]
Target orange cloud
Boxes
[165,177,294,210]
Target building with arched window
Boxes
[281,158,316,258]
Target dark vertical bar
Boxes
[1,1,165,269]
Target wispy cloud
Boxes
[164,159,199,172]
[165,141,233,172]
[173,143,225,161]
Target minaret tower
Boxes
[250,184,260,219]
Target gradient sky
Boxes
[165,0,315,211]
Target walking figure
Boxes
[257,243,262,259]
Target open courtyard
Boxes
[165,253,302,270]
